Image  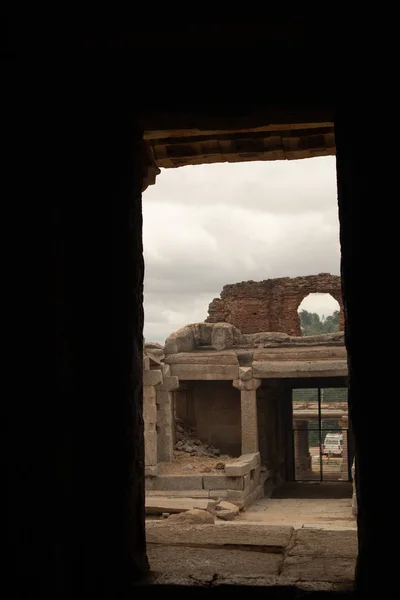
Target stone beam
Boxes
[171,364,239,380]
[253,360,348,379]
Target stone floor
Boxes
[144,520,357,592]
[235,497,356,530]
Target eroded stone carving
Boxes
[163,321,344,354]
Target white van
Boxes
[322,433,343,456]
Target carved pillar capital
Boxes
[233,378,261,391]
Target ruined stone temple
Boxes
[144,273,356,512]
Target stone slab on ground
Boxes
[146,521,294,549]
[167,509,215,524]
[302,522,357,530]
[147,545,283,578]
[213,500,239,521]
[138,573,354,593]
[280,555,356,583]
[146,497,217,515]
[289,528,358,558]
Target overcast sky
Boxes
[143,156,341,344]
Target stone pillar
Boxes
[143,367,163,475]
[340,416,349,478]
[174,382,189,422]
[293,419,312,476]
[233,368,261,455]
[155,369,179,462]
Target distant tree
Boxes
[299,309,340,336]
[322,310,340,333]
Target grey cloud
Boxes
[143,157,340,342]
[143,157,338,214]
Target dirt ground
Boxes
[158,452,236,475]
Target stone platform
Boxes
[143,521,357,592]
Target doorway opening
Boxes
[289,386,352,483]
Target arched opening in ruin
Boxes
[297,293,341,336]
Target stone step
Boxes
[146,520,294,549]
[145,497,217,515]
[146,490,209,498]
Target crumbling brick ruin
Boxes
[206,273,344,336]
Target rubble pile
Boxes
[174,419,223,458]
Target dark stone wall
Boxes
[257,384,292,485]
[192,381,241,457]
[335,107,388,594]
[11,111,149,596]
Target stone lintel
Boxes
[253,360,348,378]
[171,364,239,380]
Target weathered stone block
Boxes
[146,475,203,491]
[236,351,254,366]
[145,434,157,467]
[280,556,356,583]
[289,529,358,558]
[212,323,234,351]
[165,352,238,365]
[209,490,228,500]
[164,325,196,354]
[146,521,294,549]
[143,385,156,401]
[143,402,157,424]
[253,360,348,379]
[147,546,283,579]
[232,378,261,391]
[156,375,179,391]
[171,364,239,380]
[145,497,217,514]
[226,489,246,502]
[145,464,159,477]
[157,434,174,462]
[202,475,243,491]
[193,322,214,346]
[143,369,163,387]
[244,484,263,507]
[213,500,240,521]
[146,490,209,498]
[239,366,253,380]
[225,453,260,475]
[249,468,261,493]
[161,363,171,376]
[143,356,150,371]
[168,509,215,524]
